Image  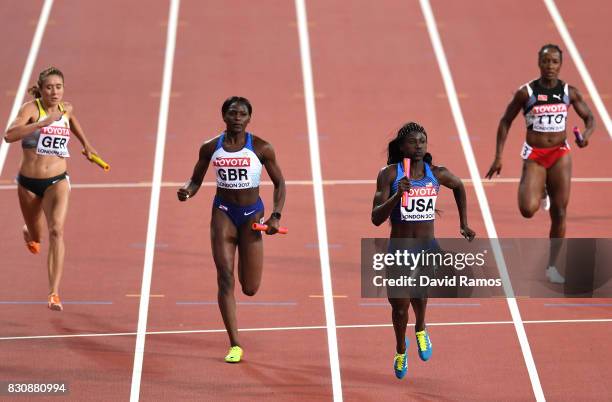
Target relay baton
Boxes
[401,158,410,207]
[252,223,288,234]
[573,126,584,144]
[82,150,110,171]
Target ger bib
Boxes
[36,125,71,157]
[400,185,438,222]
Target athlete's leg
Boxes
[210,208,240,346]
[389,298,410,353]
[546,153,572,267]
[41,180,70,295]
[518,160,547,218]
[17,185,45,245]
[410,297,428,332]
[236,211,264,296]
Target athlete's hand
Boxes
[177,182,197,201]
[460,225,475,242]
[263,216,280,235]
[82,145,98,161]
[40,110,64,127]
[485,158,502,179]
[575,137,589,148]
[396,177,411,195]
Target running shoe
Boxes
[546,266,565,284]
[224,346,243,363]
[393,339,408,379]
[48,294,63,311]
[22,225,40,254]
[415,328,432,361]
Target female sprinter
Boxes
[4,66,98,311]
[177,96,286,363]
[485,44,595,283]
[371,122,475,379]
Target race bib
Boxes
[400,186,438,221]
[527,103,568,132]
[214,156,252,189]
[36,125,71,157]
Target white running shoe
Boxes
[546,266,565,284]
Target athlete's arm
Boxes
[260,140,285,234]
[65,103,97,158]
[485,87,529,179]
[4,102,58,143]
[371,166,408,226]
[177,139,215,201]
[569,86,595,147]
[434,166,475,241]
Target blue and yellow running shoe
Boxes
[415,329,432,361]
[393,339,408,379]
[224,346,243,363]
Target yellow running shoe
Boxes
[415,329,432,361]
[224,346,243,363]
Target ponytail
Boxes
[28,86,41,98]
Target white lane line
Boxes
[2,177,611,191]
[419,0,544,401]
[294,0,342,400]
[129,1,180,401]
[0,0,54,176]
[2,317,610,341]
[543,0,612,139]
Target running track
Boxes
[0,0,610,401]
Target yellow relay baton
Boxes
[82,150,110,172]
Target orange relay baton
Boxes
[252,223,288,234]
[82,150,110,172]
[401,158,410,207]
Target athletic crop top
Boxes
[211,133,262,189]
[522,79,570,133]
[22,99,71,157]
[390,162,440,223]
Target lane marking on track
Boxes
[294,0,342,400]
[309,295,348,298]
[125,294,165,298]
[129,1,180,401]
[2,317,610,341]
[2,177,611,191]
[0,0,54,176]
[419,0,544,400]
[543,0,612,140]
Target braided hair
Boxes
[538,44,563,63]
[28,67,64,99]
[387,122,433,165]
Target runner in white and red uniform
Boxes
[178,96,286,364]
[486,44,595,283]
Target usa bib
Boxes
[400,185,438,222]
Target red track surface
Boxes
[0,0,610,401]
